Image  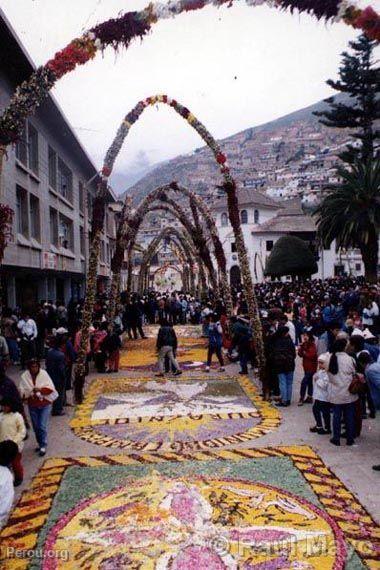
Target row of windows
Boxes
[221,209,260,226]
[229,240,273,253]
[16,121,86,210]
[16,185,114,264]
[16,185,85,253]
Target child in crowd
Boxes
[310,353,331,435]
[0,440,18,529]
[0,399,26,486]
[103,325,122,373]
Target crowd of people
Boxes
[0,277,380,527]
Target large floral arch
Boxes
[0,0,378,146]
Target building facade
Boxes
[212,191,366,285]
[0,11,116,311]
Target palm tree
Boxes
[314,159,380,283]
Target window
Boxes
[106,243,110,264]
[59,215,73,250]
[80,226,85,255]
[240,210,248,224]
[49,208,58,246]
[57,158,73,202]
[16,186,28,236]
[88,192,94,219]
[28,124,39,174]
[15,123,27,165]
[79,181,85,212]
[254,209,260,224]
[15,122,39,173]
[99,241,105,262]
[221,213,228,227]
[355,263,361,271]
[30,195,40,240]
[231,242,237,253]
[48,147,57,189]
[266,240,274,252]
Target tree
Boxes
[265,236,318,278]
[314,34,379,163]
[314,159,380,283]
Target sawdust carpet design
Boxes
[120,325,209,370]
[70,374,280,451]
[1,447,378,569]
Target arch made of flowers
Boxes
[0,1,378,148]
[100,95,264,373]
[145,201,218,291]
[117,182,231,310]
[137,225,199,295]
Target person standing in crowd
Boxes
[103,324,122,373]
[357,351,380,471]
[272,325,296,407]
[19,359,57,456]
[327,338,358,446]
[45,340,67,416]
[205,314,225,373]
[0,398,26,486]
[0,440,18,529]
[231,316,253,375]
[155,319,182,377]
[298,331,318,405]
[0,363,29,432]
[0,331,9,367]
[92,323,108,373]
[310,354,331,435]
[2,311,19,364]
[17,313,38,369]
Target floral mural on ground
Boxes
[120,337,208,371]
[70,375,280,451]
[0,447,378,569]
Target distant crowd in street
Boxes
[0,276,380,528]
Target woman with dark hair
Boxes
[297,330,318,405]
[327,338,358,446]
[272,326,296,407]
[19,359,57,456]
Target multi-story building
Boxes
[0,10,116,311]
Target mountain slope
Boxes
[122,95,348,204]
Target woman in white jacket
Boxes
[327,338,358,447]
[19,359,57,456]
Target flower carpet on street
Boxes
[70,375,280,451]
[1,447,378,569]
[120,334,208,370]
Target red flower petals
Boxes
[353,7,380,41]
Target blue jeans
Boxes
[29,405,52,448]
[278,372,294,403]
[300,371,314,400]
[332,402,356,444]
[6,338,20,363]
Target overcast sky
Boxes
[1,0,375,192]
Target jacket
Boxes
[157,326,177,350]
[298,340,318,373]
[272,336,296,373]
[0,411,26,451]
[19,369,56,408]
[312,370,329,402]
[364,362,380,410]
[46,348,66,385]
[326,352,358,405]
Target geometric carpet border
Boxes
[0,446,379,569]
[69,375,281,451]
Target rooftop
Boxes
[252,198,316,234]
[213,188,283,210]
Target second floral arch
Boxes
[74,94,265,401]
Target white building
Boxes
[212,191,366,285]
